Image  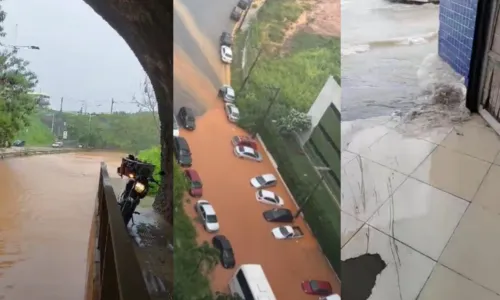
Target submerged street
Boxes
[0,152,123,300]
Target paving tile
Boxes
[360,131,437,175]
[473,164,500,214]
[440,122,500,162]
[493,151,500,166]
[439,203,500,295]
[341,156,407,222]
[411,146,491,201]
[368,178,468,260]
[342,225,436,300]
[342,124,390,154]
[341,211,364,247]
[341,151,358,168]
[395,124,453,145]
[418,264,500,300]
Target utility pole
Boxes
[110,98,115,114]
[252,87,280,139]
[59,97,64,112]
[294,175,325,219]
[51,112,55,133]
[87,113,93,148]
[239,48,263,93]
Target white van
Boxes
[173,115,179,137]
[228,264,276,300]
[320,295,341,300]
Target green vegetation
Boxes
[137,146,162,195]
[231,0,341,273]
[62,111,159,152]
[15,113,55,146]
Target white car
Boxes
[225,103,240,122]
[220,45,233,64]
[234,145,262,162]
[173,115,180,137]
[52,141,63,148]
[194,200,220,233]
[250,174,277,189]
[218,85,236,102]
[271,225,304,240]
[255,190,284,206]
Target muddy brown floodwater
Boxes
[0,152,124,300]
[181,108,340,299]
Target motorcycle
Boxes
[117,154,158,226]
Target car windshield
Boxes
[231,110,239,117]
[256,176,267,185]
[310,281,320,292]
[206,215,218,223]
[186,116,195,122]
[238,146,245,152]
[180,149,191,156]
[226,88,235,97]
[272,195,280,203]
[192,181,202,189]
[279,226,290,236]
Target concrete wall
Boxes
[438,0,478,83]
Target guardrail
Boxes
[92,162,151,300]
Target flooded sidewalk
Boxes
[341,114,500,299]
[108,177,172,299]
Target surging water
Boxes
[0,152,123,300]
[341,0,440,121]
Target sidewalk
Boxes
[341,114,500,299]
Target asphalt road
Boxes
[173,0,238,115]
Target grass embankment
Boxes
[15,113,55,146]
[231,0,342,273]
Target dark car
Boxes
[230,7,242,21]
[178,107,196,130]
[301,280,333,296]
[185,169,203,197]
[174,136,192,167]
[220,32,233,47]
[212,235,235,269]
[263,208,294,223]
[12,140,25,147]
[237,0,251,10]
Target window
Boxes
[206,214,218,223]
[256,176,266,185]
[236,270,255,300]
[192,181,202,189]
[279,227,290,237]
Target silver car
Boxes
[194,200,220,233]
[225,103,240,122]
[233,145,262,162]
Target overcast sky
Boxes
[2,0,146,113]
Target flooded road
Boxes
[0,152,123,300]
[341,0,439,121]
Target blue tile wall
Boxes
[438,0,478,84]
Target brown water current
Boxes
[0,152,124,300]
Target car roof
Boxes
[186,169,200,180]
[260,190,276,198]
[200,203,216,215]
[175,136,190,148]
[261,174,276,181]
[215,235,232,249]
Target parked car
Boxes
[173,115,180,137]
[225,103,240,123]
[212,235,236,269]
[178,107,196,130]
[263,208,294,223]
[174,136,192,167]
[255,190,283,206]
[301,280,333,296]
[250,173,277,189]
[230,6,242,21]
[184,169,203,197]
[12,140,25,147]
[272,225,304,240]
[194,200,220,233]
[218,85,236,102]
[234,145,262,162]
[52,141,63,148]
[320,295,341,300]
[220,32,233,46]
[237,0,251,10]
[220,45,233,64]
[231,135,258,150]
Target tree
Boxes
[83,0,174,224]
[191,241,220,276]
[134,75,160,134]
[275,108,312,135]
[0,2,38,146]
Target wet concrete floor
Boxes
[0,152,123,300]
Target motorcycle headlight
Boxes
[134,182,146,193]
